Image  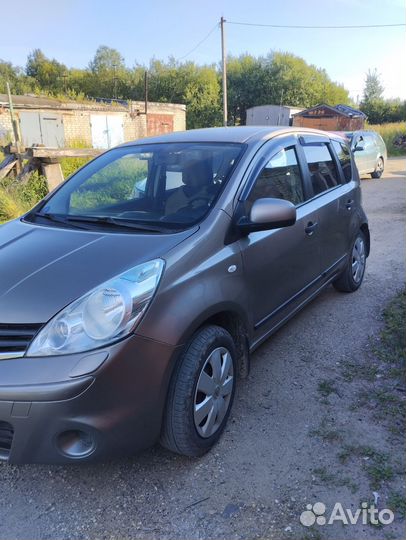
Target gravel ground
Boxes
[0,158,405,540]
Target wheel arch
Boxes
[360,222,370,256]
[176,306,251,379]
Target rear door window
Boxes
[302,144,341,195]
[331,140,352,182]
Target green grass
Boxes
[309,417,343,442]
[387,492,406,518]
[312,466,359,493]
[338,445,394,490]
[60,139,92,179]
[377,290,406,366]
[368,122,406,157]
[317,379,339,398]
[0,173,48,223]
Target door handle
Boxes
[305,221,318,236]
[345,199,354,210]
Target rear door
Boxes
[297,136,355,274]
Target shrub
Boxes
[0,172,48,223]
[367,122,406,157]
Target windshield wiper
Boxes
[33,212,181,233]
[32,212,88,230]
[60,214,174,233]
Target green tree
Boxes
[360,69,389,123]
[227,54,266,125]
[183,66,222,128]
[26,49,66,92]
[0,60,37,94]
[226,52,351,125]
[362,69,384,102]
[1,46,358,129]
[88,46,125,73]
[86,46,127,98]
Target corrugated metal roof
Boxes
[292,103,366,118]
[335,104,367,118]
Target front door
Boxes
[238,136,321,336]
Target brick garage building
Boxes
[0,94,186,149]
[292,104,366,131]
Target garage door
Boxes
[147,114,174,136]
[19,112,64,148]
[91,115,124,149]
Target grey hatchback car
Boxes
[0,127,369,463]
[345,130,387,178]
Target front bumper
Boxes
[0,334,179,464]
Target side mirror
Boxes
[353,136,365,152]
[238,198,296,234]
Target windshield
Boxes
[32,142,244,230]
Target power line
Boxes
[227,20,405,29]
[178,23,219,61]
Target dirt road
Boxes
[0,158,405,540]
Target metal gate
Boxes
[147,114,174,136]
[91,115,124,149]
[19,112,65,148]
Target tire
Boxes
[161,325,237,457]
[371,157,384,179]
[333,231,367,293]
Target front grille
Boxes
[0,323,43,358]
[0,421,14,460]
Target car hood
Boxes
[0,219,197,324]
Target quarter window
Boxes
[332,140,352,182]
[302,144,340,195]
[247,147,304,206]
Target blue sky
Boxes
[1,0,405,100]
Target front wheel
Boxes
[161,325,236,457]
[333,231,367,292]
[371,157,384,179]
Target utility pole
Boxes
[113,63,118,99]
[220,16,228,126]
[277,89,284,125]
[6,82,23,171]
[6,82,19,147]
[62,71,68,94]
[144,70,148,115]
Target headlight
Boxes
[27,259,164,356]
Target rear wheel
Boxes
[333,231,367,292]
[161,325,236,457]
[371,157,384,179]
